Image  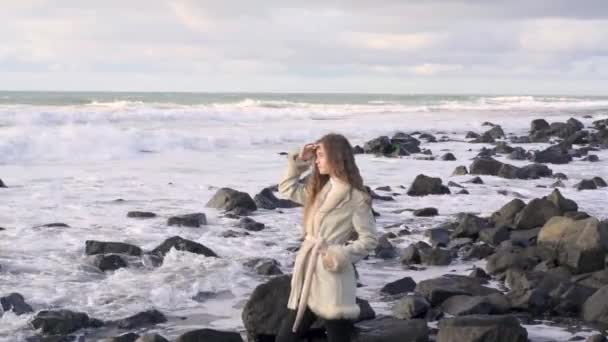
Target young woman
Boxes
[276,133,378,342]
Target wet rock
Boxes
[375,235,398,259]
[85,241,142,256]
[93,254,127,272]
[545,188,578,212]
[167,213,207,228]
[436,315,528,342]
[485,246,541,275]
[441,153,456,161]
[126,211,157,219]
[0,178,6,188]
[425,228,450,248]
[381,277,417,296]
[0,293,33,315]
[413,207,438,217]
[407,174,450,196]
[175,329,243,342]
[479,226,511,246]
[391,295,430,319]
[353,316,429,342]
[415,275,500,306]
[440,293,510,316]
[243,258,282,276]
[513,198,561,230]
[206,188,257,212]
[135,334,169,342]
[31,310,103,336]
[538,217,608,274]
[33,223,70,228]
[238,217,266,232]
[103,333,140,342]
[114,309,167,329]
[254,187,300,210]
[452,166,468,176]
[490,199,525,227]
[151,236,218,258]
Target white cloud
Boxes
[412,63,463,75]
[341,32,445,50]
[519,19,608,52]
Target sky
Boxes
[1,0,607,94]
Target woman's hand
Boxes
[320,250,338,271]
[299,143,318,162]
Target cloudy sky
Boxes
[1,0,607,94]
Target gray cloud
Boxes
[0,0,607,93]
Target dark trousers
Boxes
[276,307,354,342]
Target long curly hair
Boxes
[302,133,369,225]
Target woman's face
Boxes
[315,143,331,175]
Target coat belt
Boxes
[292,235,326,332]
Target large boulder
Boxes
[544,188,578,212]
[452,214,489,239]
[415,275,500,306]
[531,144,573,164]
[485,246,541,275]
[85,241,142,256]
[469,158,504,176]
[440,293,510,316]
[381,277,417,296]
[436,315,528,342]
[407,174,450,196]
[530,119,550,133]
[242,274,373,341]
[206,188,257,212]
[582,285,608,325]
[490,199,525,227]
[391,132,422,154]
[391,295,431,319]
[151,236,218,258]
[513,198,562,230]
[538,217,608,274]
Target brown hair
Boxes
[302,133,369,225]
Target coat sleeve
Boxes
[277,149,312,205]
[324,197,378,272]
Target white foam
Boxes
[1,97,607,341]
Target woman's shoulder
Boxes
[350,187,372,206]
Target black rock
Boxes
[441,153,456,161]
[94,254,127,272]
[576,179,598,190]
[391,295,431,319]
[413,207,438,217]
[238,217,266,232]
[126,211,157,219]
[436,315,528,342]
[353,316,429,342]
[243,258,282,276]
[175,329,243,342]
[112,310,167,329]
[85,241,142,256]
[33,223,70,228]
[381,277,417,296]
[105,332,140,342]
[452,166,468,176]
[254,187,300,210]
[31,310,103,336]
[407,174,450,196]
[375,235,398,259]
[466,131,481,139]
[425,228,450,247]
[167,213,207,227]
[415,275,500,306]
[206,188,257,212]
[554,173,569,180]
[0,293,33,315]
[151,236,218,258]
[0,178,6,188]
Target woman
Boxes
[276,133,378,342]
